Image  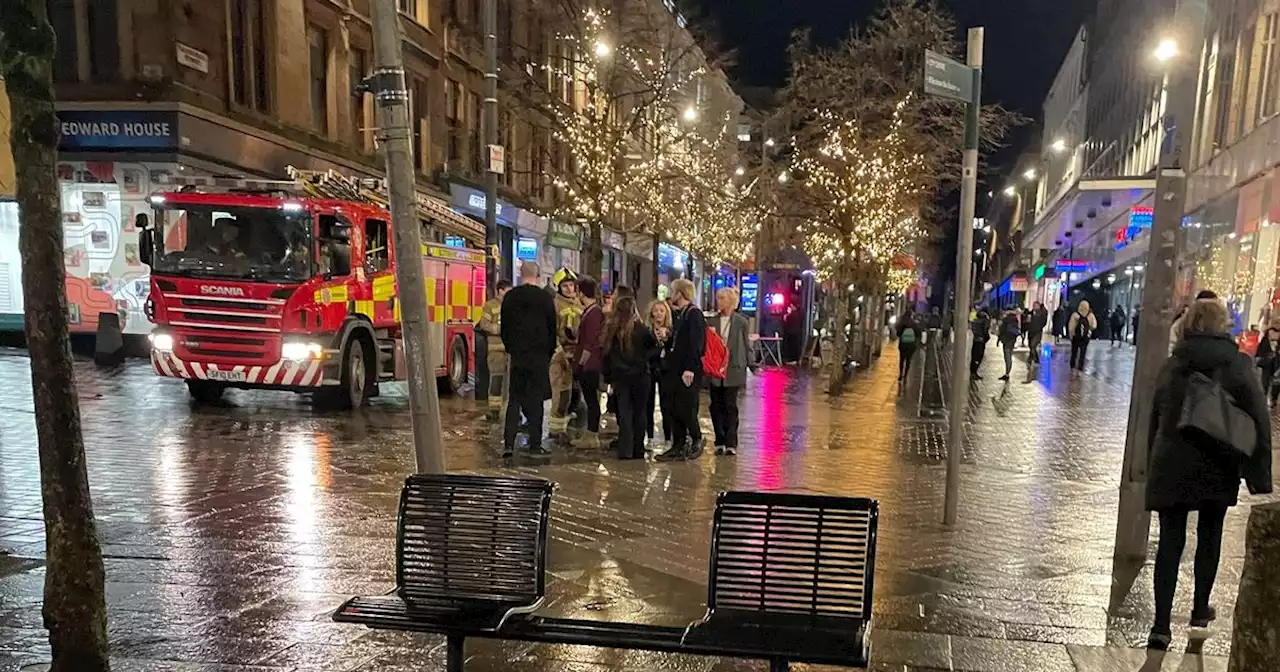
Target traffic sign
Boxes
[923,50,975,103]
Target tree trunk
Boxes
[2,3,111,671]
[825,284,850,396]
[585,220,603,280]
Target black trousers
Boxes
[1027,333,1043,364]
[708,385,741,448]
[615,376,649,459]
[646,377,671,441]
[1002,341,1014,376]
[575,371,601,433]
[898,344,917,379]
[1070,337,1090,370]
[663,375,702,450]
[504,366,546,451]
[1153,505,1228,631]
[970,338,986,375]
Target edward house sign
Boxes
[57,110,180,151]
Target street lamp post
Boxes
[1115,4,1207,563]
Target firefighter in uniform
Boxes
[549,267,582,445]
[476,280,511,420]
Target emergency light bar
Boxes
[155,174,307,194]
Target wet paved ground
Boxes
[0,336,1274,671]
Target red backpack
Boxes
[703,327,729,379]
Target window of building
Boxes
[350,48,368,149]
[398,0,416,15]
[231,0,271,113]
[46,0,119,82]
[411,77,430,173]
[46,0,78,82]
[1256,13,1280,121]
[365,219,390,272]
[308,25,330,134]
[85,0,120,80]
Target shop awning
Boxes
[1024,177,1156,255]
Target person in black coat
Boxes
[1255,318,1280,407]
[602,296,657,459]
[500,262,559,457]
[1145,300,1273,650]
[658,279,706,461]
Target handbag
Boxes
[1178,368,1257,457]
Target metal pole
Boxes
[1115,1,1204,560]
[483,0,500,296]
[370,0,446,473]
[944,27,983,526]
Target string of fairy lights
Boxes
[522,6,925,285]
[792,101,926,287]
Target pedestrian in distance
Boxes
[1027,301,1048,366]
[1052,304,1067,344]
[1255,317,1280,407]
[476,280,512,420]
[646,299,674,451]
[997,309,1020,381]
[896,309,920,381]
[1145,298,1272,650]
[603,284,634,451]
[969,305,991,380]
[657,278,707,461]
[1020,307,1032,347]
[1110,306,1127,346]
[500,262,559,457]
[573,276,605,448]
[927,306,942,345]
[601,296,657,460]
[1132,308,1141,345]
[1067,300,1097,373]
[708,287,751,456]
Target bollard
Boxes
[1229,502,1280,671]
[93,312,124,366]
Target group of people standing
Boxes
[479,261,752,462]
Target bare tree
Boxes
[776,0,1021,391]
[501,0,727,274]
[0,3,111,670]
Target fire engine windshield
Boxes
[151,205,313,282]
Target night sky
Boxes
[689,0,1094,164]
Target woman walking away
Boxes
[709,288,751,456]
[645,300,674,450]
[1256,318,1280,407]
[1067,301,1097,372]
[602,296,656,460]
[1146,299,1272,650]
[997,309,1020,381]
[896,309,920,381]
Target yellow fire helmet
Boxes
[553,267,578,288]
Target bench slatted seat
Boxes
[682,491,879,669]
[335,479,878,672]
[338,473,554,633]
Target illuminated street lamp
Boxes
[1023,168,1037,181]
[777,171,790,184]
[682,107,698,122]
[734,166,745,177]
[1051,138,1067,153]
[764,137,776,148]
[1003,186,1016,197]
[1154,38,1178,63]
[593,40,611,58]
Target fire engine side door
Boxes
[361,216,397,329]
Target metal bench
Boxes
[335,478,879,671]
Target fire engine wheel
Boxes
[186,380,225,404]
[318,338,372,410]
[443,336,468,395]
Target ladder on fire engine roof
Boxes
[285,166,484,243]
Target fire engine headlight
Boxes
[149,333,174,352]
[281,341,324,361]
[144,298,156,321]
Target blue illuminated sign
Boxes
[516,237,539,261]
[444,235,466,249]
[57,110,179,151]
[740,273,759,312]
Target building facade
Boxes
[2,0,735,335]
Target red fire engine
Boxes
[136,170,487,407]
